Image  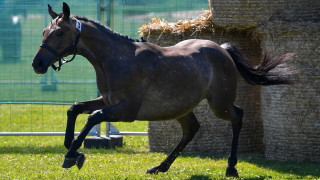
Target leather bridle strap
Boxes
[40,19,82,71]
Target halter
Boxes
[40,19,82,71]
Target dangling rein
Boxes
[40,19,82,71]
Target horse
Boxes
[32,3,296,177]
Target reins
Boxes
[40,19,82,71]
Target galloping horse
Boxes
[32,3,296,177]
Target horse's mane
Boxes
[74,15,145,42]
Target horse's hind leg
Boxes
[208,100,243,177]
[226,105,243,177]
[146,112,200,174]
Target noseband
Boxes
[40,19,82,71]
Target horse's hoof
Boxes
[146,166,159,174]
[226,166,239,177]
[62,157,77,169]
[62,153,85,169]
[146,164,169,174]
[76,153,86,170]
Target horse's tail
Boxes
[220,43,298,85]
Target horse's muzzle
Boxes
[32,57,49,74]
[32,51,54,74]
[33,66,48,74]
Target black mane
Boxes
[74,16,145,42]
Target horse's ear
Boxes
[48,4,58,19]
[62,2,70,20]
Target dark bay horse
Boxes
[32,3,296,177]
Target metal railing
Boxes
[0,123,148,136]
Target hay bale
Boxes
[140,10,214,38]
[260,22,320,162]
[209,0,320,27]
[208,0,320,162]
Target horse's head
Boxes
[32,2,81,74]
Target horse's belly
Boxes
[136,89,204,121]
[137,100,200,121]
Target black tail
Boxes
[221,43,298,85]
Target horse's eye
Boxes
[56,31,63,37]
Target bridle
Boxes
[40,19,82,71]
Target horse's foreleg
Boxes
[64,97,106,149]
[146,112,200,174]
[62,100,138,169]
[62,109,105,169]
[226,106,243,177]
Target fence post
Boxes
[83,0,122,149]
[106,122,110,137]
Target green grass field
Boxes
[0,104,319,179]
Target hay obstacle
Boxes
[140,0,320,162]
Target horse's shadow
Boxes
[188,175,212,180]
[0,145,65,155]
[0,144,148,155]
[188,175,271,180]
[178,152,320,179]
[240,155,320,179]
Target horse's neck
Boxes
[79,22,132,64]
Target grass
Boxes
[0,137,319,180]
[0,105,320,179]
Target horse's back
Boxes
[164,39,238,92]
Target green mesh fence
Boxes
[0,0,99,103]
[0,0,208,104]
[0,0,208,134]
